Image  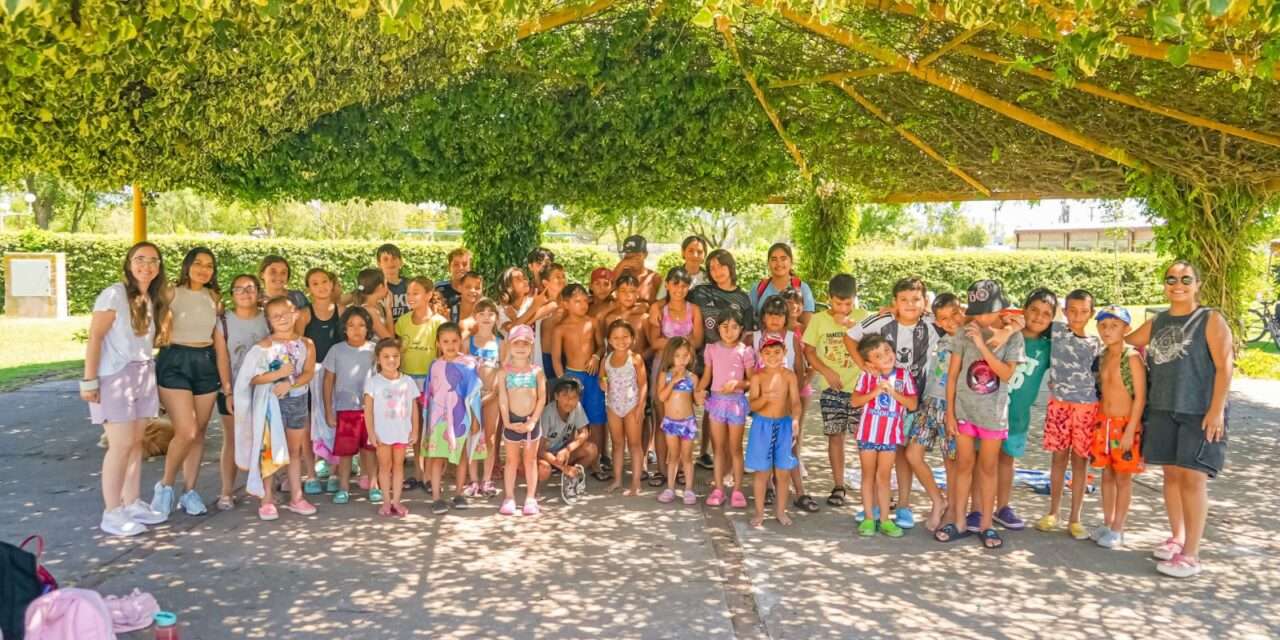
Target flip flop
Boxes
[934,523,971,543]
[980,528,1004,550]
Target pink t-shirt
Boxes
[704,341,758,393]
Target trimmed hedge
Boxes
[659,248,1166,308]
[1,231,615,314]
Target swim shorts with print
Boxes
[819,388,861,436]
[1089,414,1143,474]
[1043,397,1099,458]
[908,396,953,458]
[661,415,698,441]
[706,392,749,426]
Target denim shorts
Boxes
[278,393,309,430]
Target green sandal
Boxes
[857,519,876,537]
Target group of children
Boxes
[176,241,1147,550]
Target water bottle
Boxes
[154,611,180,640]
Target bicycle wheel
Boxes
[1245,309,1268,343]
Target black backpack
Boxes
[0,540,42,639]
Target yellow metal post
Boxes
[131,185,146,242]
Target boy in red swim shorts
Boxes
[1089,306,1146,549]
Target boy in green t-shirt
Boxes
[802,274,867,508]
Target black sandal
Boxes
[647,471,667,488]
[827,486,847,507]
[402,478,421,491]
[793,495,820,512]
[764,487,775,506]
[591,470,612,482]
[934,523,970,543]
[980,528,1004,549]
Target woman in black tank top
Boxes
[1124,260,1232,579]
[305,303,344,363]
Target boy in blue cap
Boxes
[1089,305,1147,549]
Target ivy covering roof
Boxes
[3,1,1279,206]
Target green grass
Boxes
[0,315,89,391]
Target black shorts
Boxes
[1143,409,1228,478]
[156,344,221,395]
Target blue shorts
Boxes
[745,414,798,472]
[565,368,607,426]
[661,415,698,441]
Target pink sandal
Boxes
[1152,537,1183,561]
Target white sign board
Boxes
[11,259,52,297]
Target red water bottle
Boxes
[154,611,180,640]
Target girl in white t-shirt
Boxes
[81,242,169,537]
[364,338,421,517]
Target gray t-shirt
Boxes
[322,341,376,411]
[923,333,953,400]
[952,328,1025,429]
[223,311,270,380]
[1048,321,1100,403]
[540,403,587,452]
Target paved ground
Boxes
[2,377,1277,639]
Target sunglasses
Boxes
[1164,275,1196,286]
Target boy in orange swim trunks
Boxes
[1089,306,1146,550]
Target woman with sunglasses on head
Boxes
[83,242,170,536]
[150,247,234,521]
[1124,260,1232,578]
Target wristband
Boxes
[80,379,100,392]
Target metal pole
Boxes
[132,184,146,242]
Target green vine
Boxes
[1129,172,1279,336]
[793,179,856,290]
[461,198,543,290]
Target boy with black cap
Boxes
[614,235,660,304]
[936,279,1025,549]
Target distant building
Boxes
[1013,221,1155,251]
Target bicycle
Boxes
[1246,298,1280,350]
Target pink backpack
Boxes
[23,589,116,640]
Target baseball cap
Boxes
[1095,305,1132,325]
[590,267,613,283]
[508,324,536,343]
[621,235,647,255]
[760,338,785,351]
[964,279,1010,316]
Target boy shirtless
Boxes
[599,274,650,358]
[455,272,484,331]
[588,267,615,319]
[747,339,801,527]
[552,284,608,477]
[1090,306,1147,549]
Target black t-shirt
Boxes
[690,283,755,342]
[386,278,409,322]
[436,280,461,321]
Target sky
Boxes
[953,197,1149,245]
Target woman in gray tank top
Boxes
[1125,260,1232,579]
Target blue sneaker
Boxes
[368,489,384,504]
[965,511,982,533]
[150,482,175,520]
[855,507,881,523]
[894,507,915,529]
[315,459,330,480]
[333,490,350,505]
[303,479,323,495]
[994,506,1026,530]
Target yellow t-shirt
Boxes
[801,308,868,391]
[396,313,443,376]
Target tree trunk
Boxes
[462,198,542,292]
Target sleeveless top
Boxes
[504,364,539,390]
[304,303,343,363]
[604,353,640,407]
[169,286,218,345]
[469,334,502,369]
[661,303,694,338]
[666,371,695,393]
[1147,307,1215,415]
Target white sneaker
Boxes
[124,499,167,525]
[1096,530,1125,549]
[178,490,208,516]
[1089,525,1111,542]
[100,508,147,537]
[150,482,175,518]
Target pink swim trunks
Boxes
[957,420,1008,441]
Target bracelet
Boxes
[79,379,100,392]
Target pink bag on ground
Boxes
[23,588,116,640]
[103,589,159,633]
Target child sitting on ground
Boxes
[537,379,599,502]
[746,338,801,527]
[363,338,420,517]
[850,335,918,538]
[1089,306,1147,549]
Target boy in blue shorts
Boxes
[551,284,609,479]
[747,339,801,528]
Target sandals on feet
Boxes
[793,495,820,513]
[934,523,970,543]
[980,528,1004,549]
[827,486,847,507]
[647,471,667,488]
[591,470,612,482]
[403,478,422,491]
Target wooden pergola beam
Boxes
[516,0,618,39]
[917,24,984,68]
[955,45,1280,150]
[835,82,990,196]
[853,0,1273,79]
[770,2,1151,173]
[874,190,1096,203]
[769,66,898,89]
[716,15,813,182]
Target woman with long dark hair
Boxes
[150,247,233,520]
